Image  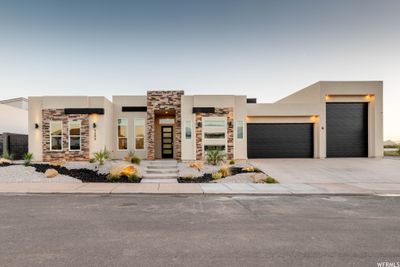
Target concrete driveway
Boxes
[250,158,400,194]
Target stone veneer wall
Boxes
[146,91,184,160]
[195,108,234,160]
[42,109,90,162]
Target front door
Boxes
[161,126,173,158]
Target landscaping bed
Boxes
[32,163,141,183]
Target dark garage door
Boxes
[247,123,314,158]
[326,103,368,157]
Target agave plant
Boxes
[23,152,33,166]
[206,150,226,166]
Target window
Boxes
[134,118,145,150]
[203,119,226,127]
[204,132,225,139]
[50,121,63,151]
[159,118,175,124]
[185,120,192,139]
[204,145,225,152]
[118,119,128,150]
[236,120,244,139]
[69,120,81,151]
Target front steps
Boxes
[141,160,179,183]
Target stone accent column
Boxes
[42,109,90,162]
[195,108,234,160]
[146,91,184,160]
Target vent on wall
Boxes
[192,107,215,113]
[64,108,105,114]
[122,106,147,112]
[247,98,257,104]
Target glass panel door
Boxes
[161,126,173,158]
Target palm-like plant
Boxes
[94,147,111,166]
[23,152,33,166]
[206,150,226,166]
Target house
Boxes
[0,98,29,159]
[28,81,383,162]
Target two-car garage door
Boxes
[247,123,314,158]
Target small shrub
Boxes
[125,150,141,165]
[127,174,141,182]
[94,147,111,165]
[219,165,231,178]
[107,174,121,182]
[1,150,12,160]
[89,158,96,163]
[212,172,223,180]
[130,156,141,165]
[206,150,226,166]
[265,177,279,184]
[23,152,33,166]
[229,160,235,165]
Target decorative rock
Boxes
[109,164,139,177]
[0,158,12,164]
[44,168,59,178]
[251,173,268,183]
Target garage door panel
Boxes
[326,103,368,157]
[247,123,314,158]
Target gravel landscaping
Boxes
[0,165,81,183]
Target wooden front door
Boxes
[161,126,173,158]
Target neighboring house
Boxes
[28,81,383,162]
[0,98,29,159]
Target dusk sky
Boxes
[0,0,399,140]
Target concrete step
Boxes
[142,173,179,179]
[146,169,179,174]
[149,160,178,165]
[141,179,178,184]
[147,165,178,169]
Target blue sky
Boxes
[0,0,399,140]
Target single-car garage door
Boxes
[247,123,314,158]
[326,103,368,157]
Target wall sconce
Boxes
[228,121,233,127]
[93,123,97,128]
[34,123,39,129]
[197,121,202,128]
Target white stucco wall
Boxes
[0,104,28,134]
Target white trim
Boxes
[68,120,82,151]
[49,121,63,151]
[117,118,128,151]
[134,118,145,150]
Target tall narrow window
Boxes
[134,118,145,150]
[185,120,192,139]
[69,120,81,151]
[50,121,63,151]
[118,119,128,150]
[236,120,244,139]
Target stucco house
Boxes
[28,81,383,162]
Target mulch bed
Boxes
[178,173,213,183]
[0,163,12,168]
[31,164,141,183]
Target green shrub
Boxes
[127,174,141,182]
[1,150,13,160]
[212,172,223,180]
[89,158,96,163]
[206,150,226,166]
[125,151,141,165]
[265,177,279,184]
[23,152,33,166]
[229,160,235,165]
[107,174,121,182]
[94,147,111,165]
[219,166,231,178]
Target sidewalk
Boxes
[1,182,400,195]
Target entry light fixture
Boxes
[34,123,39,129]
[93,123,97,129]
[228,121,233,127]
[197,121,202,128]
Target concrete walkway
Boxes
[0,181,399,195]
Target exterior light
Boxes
[93,123,97,128]
[365,94,372,101]
[228,121,233,127]
[197,121,202,128]
[34,123,39,129]
[325,95,330,101]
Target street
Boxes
[0,194,399,267]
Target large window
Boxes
[134,118,145,150]
[203,119,226,127]
[69,120,81,151]
[202,117,227,153]
[185,120,192,140]
[204,145,225,152]
[118,119,128,150]
[204,132,225,139]
[50,121,63,151]
[236,120,244,139]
